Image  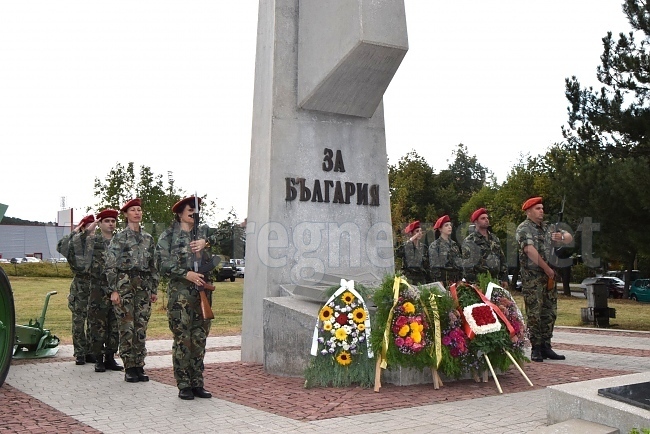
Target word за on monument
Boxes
[285,148,380,206]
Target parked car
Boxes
[630,279,650,302]
[580,277,625,299]
[10,257,26,264]
[0,258,9,264]
[214,256,237,282]
[24,257,41,263]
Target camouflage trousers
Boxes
[522,271,557,347]
[88,281,119,357]
[113,277,152,369]
[68,274,91,357]
[167,281,212,390]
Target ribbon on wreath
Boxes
[379,275,408,369]
[449,282,515,340]
[423,293,443,369]
[310,279,374,358]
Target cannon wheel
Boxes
[0,267,15,386]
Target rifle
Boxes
[547,195,566,290]
[192,194,216,320]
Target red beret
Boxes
[470,208,488,222]
[120,198,141,213]
[171,196,202,214]
[96,209,119,221]
[404,220,421,234]
[522,196,543,211]
[79,214,95,227]
[433,215,450,230]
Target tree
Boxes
[561,0,650,293]
[210,209,245,259]
[563,1,650,158]
[388,150,437,233]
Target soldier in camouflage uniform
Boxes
[84,209,123,373]
[56,214,96,365]
[461,208,508,286]
[398,220,429,285]
[428,215,462,286]
[105,198,159,383]
[156,196,217,400]
[516,197,572,362]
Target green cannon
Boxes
[0,267,15,386]
[13,290,60,359]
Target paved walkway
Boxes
[3,327,650,433]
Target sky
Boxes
[0,1,632,224]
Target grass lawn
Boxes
[6,276,649,344]
[8,276,243,344]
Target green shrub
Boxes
[1,262,74,278]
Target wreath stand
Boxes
[474,351,533,394]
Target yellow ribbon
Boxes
[423,293,442,369]
[380,275,406,369]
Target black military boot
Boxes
[178,388,194,400]
[124,367,140,383]
[94,354,106,373]
[136,366,149,382]
[530,346,543,362]
[542,343,566,360]
[75,355,85,365]
[104,353,124,371]
[191,387,212,399]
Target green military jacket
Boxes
[516,218,552,274]
[83,231,113,292]
[156,223,218,282]
[105,225,159,295]
[56,230,92,275]
[461,230,508,283]
[428,236,462,283]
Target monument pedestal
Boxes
[547,372,650,433]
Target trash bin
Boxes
[580,283,616,327]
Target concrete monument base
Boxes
[262,295,493,386]
[547,372,650,433]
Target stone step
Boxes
[536,418,619,434]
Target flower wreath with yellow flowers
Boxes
[304,279,375,388]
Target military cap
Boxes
[120,198,141,213]
[171,196,202,214]
[522,196,543,211]
[470,207,488,222]
[96,208,119,221]
[404,220,421,234]
[79,214,95,227]
[433,215,450,230]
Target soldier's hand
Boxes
[110,291,121,305]
[150,293,158,303]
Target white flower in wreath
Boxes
[463,303,502,335]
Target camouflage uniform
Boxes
[516,218,555,347]
[156,223,217,390]
[86,231,120,359]
[399,239,429,285]
[57,231,92,358]
[105,226,159,370]
[461,231,508,283]
[428,236,462,286]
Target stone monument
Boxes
[242,0,408,375]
